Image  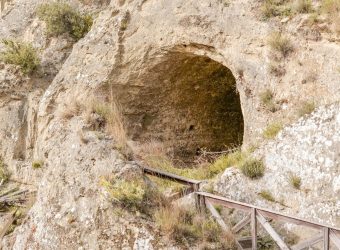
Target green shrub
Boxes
[37,2,93,40]
[263,122,283,139]
[0,39,40,75]
[32,160,44,169]
[101,177,167,214]
[268,32,293,58]
[240,158,265,179]
[260,89,278,112]
[258,235,276,249]
[0,156,10,183]
[258,190,276,202]
[289,174,301,189]
[297,101,316,117]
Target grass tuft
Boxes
[297,101,316,117]
[263,122,283,139]
[289,173,301,189]
[37,2,93,41]
[260,89,279,112]
[268,32,293,58]
[32,160,44,169]
[258,190,276,202]
[0,39,40,75]
[239,158,265,179]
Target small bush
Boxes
[240,158,265,179]
[0,156,10,183]
[32,160,44,169]
[289,174,301,189]
[268,32,293,58]
[261,0,293,19]
[260,89,279,112]
[0,39,40,75]
[295,0,313,13]
[263,122,283,139]
[259,190,276,202]
[37,2,93,40]
[101,177,167,215]
[297,101,316,117]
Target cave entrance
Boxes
[118,52,244,163]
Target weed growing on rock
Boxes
[37,2,93,40]
[263,122,283,139]
[240,158,265,179]
[0,156,10,183]
[297,101,316,117]
[268,32,293,58]
[101,176,167,215]
[0,39,40,75]
[289,174,301,189]
[260,89,279,112]
[258,190,276,202]
[32,160,44,169]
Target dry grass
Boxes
[263,122,283,139]
[268,32,293,58]
[60,100,82,120]
[269,62,286,76]
[320,0,340,34]
[288,173,301,189]
[155,204,236,248]
[261,0,292,19]
[85,98,127,149]
[258,190,276,202]
[321,0,340,15]
[297,101,316,117]
[294,0,313,13]
[260,89,279,112]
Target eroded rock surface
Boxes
[0,0,339,248]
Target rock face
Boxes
[214,103,340,227]
[0,0,339,248]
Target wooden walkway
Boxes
[140,164,340,250]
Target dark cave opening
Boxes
[116,52,244,162]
